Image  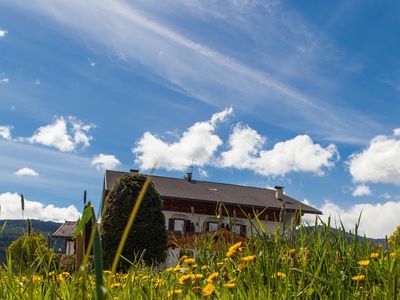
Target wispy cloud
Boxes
[5,0,380,143]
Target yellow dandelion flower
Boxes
[390,251,397,257]
[226,250,236,258]
[111,283,122,289]
[207,272,219,283]
[180,255,188,260]
[179,274,192,285]
[236,264,247,272]
[48,271,55,277]
[184,258,195,265]
[191,264,198,269]
[228,241,242,252]
[352,275,365,281]
[272,272,286,279]
[224,282,236,289]
[203,283,215,296]
[168,289,183,297]
[190,274,204,280]
[32,275,43,283]
[201,265,209,270]
[358,259,370,267]
[154,279,165,287]
[165,267,174,272]
[289,248,296,256]
[241,255,256,263]
[370,252,379,259]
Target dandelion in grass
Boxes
[191,274,204,280]
[203,283,215,296]
[207,272,218,282]
[111,283,122,289]
[201,265,209,270]
[179,274,192,285]
[241,255,256,263]
[224,282,236,289]
[168,289,183,297]
[236,264,247,272]
[226,241,242,257]
[370,252,379,259]
[289,248,296,256]
[358,259,370,266]
[390,251,397,257]
[272,272,286,279]
[352,275,366,282]
[183,258,195,265]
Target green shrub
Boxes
[7,232,55,272]
[102,174,167,270]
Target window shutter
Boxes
[184,220,191,232]
[168,218,174,231]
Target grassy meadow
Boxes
[0,217,399,299]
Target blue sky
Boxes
[0,1,399,238]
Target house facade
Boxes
[103,170,321,266]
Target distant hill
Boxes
[0,219,65,263]
[298,225,387,246]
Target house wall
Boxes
[66,240,75,255]
[162,210,297,237]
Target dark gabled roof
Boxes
[104,170,321,214]
[52,221,77,239]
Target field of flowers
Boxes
[0,220,399,299]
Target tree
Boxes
[8,232,54,271]
[102,174,167,270]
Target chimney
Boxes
[130,169,139,174]
[275,186,284,201]
[186,172,193,182]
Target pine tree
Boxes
[102,174,167,270]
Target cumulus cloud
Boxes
[27,116,94,152]
[352,184,372,197]
[0,78,9,84]
[91,154,121,171]
[0,192,81,222]
[220,124,338,176]
[0,125,13,140]
[309,200,400,238]
[0,29,7,38]
[348,131,400,185]
[133,108,233,170]
[14,167,39,177]
[394,128,400,136]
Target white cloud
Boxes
[394,128,400,136]
[15,167,39,177]
[198,168,208,178]
[0,78,9,84]
[0,192,81,222]
[91,154,121,171]
[352,184,372,197]
[382,193,391,199]
[133,108,233,171]
[348,131,400,185]
[0,125,13,140]
[219,124,338,176]
[27,116,94,152]
[308,200,400,238]
[0,29,7,38]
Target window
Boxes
[174,219,185,232]
[168,218,195,233]
[208,222,219,232]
